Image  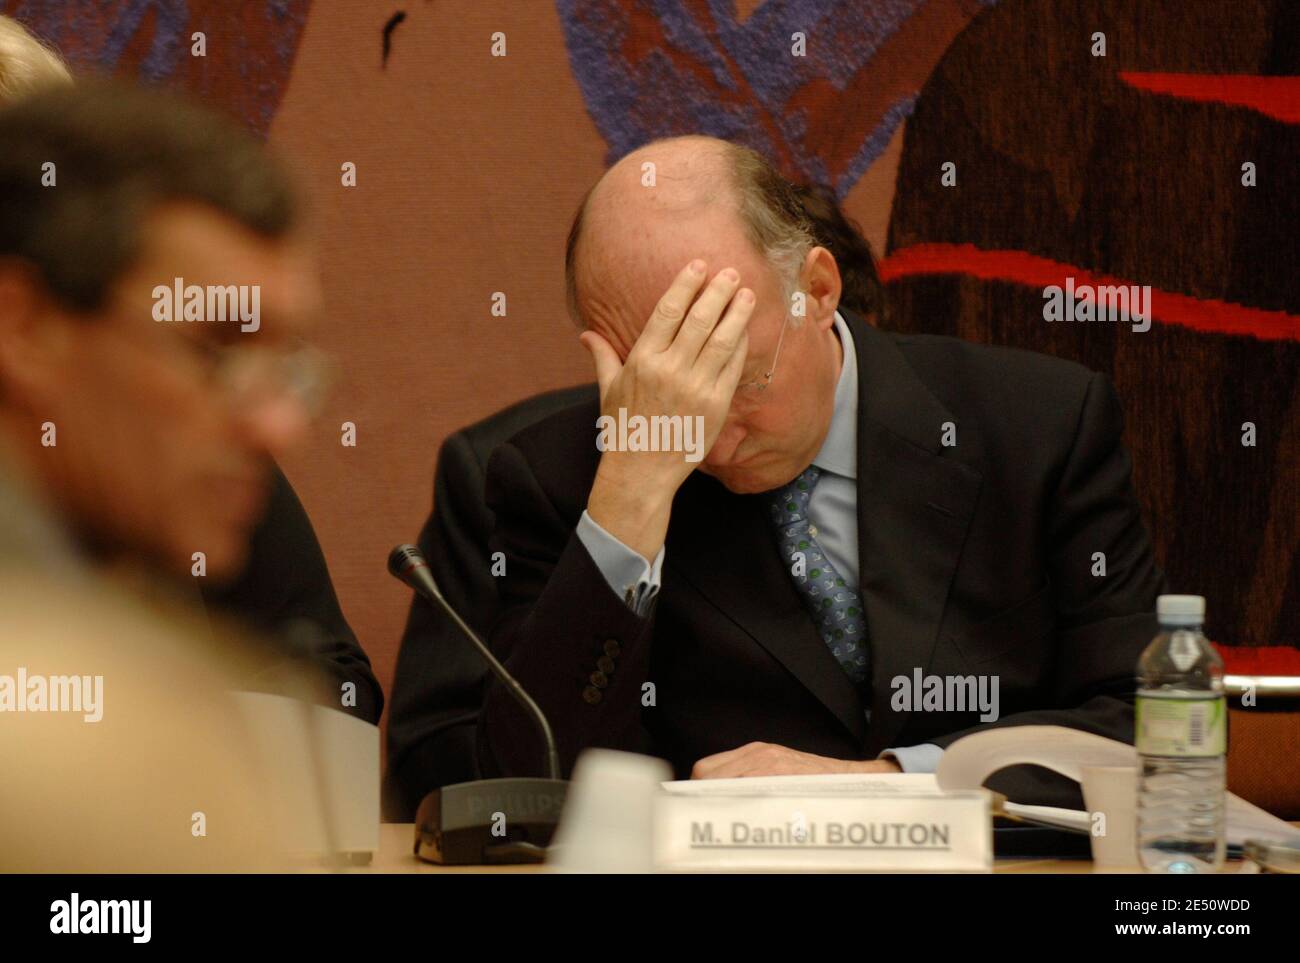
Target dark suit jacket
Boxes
[200,464,384,724]
[477,309,1166,808]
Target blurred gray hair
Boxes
[0,15,72,104]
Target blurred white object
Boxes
[231,691,380,862]
[1081,765,1139,869]
[548,749,671,873]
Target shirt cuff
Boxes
[576,509,664,616]
[879,743,944,774]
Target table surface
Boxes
[353,823,1252,874]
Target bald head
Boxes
[596,135,727,208]
[565,136,814,357]
[584,136,732,245]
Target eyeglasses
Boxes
[735,309,791,395]
[188,337,333,417]
[99,300,333,417]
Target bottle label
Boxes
[1136,693,1226,757]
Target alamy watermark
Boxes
[152,277,260,332]
[596,407,706,463]
[891,669,1000,722]
[0,667,103,722]
[50,893,150,943]
[1042,277,1151,333]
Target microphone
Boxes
[388,544,560,778]
[387,544,567,864]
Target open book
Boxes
[662,725,1300,847]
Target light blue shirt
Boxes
[577,311,943,774]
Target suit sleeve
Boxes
[476,440,656,778]
[199,464,384,724]
[928,373,1166,807]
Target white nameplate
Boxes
[653,786,992,872]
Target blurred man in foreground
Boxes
[0,11,383,724]
[0,80,327,869]
[0,82,318,584]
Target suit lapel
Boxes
[666,473,868,747]
[662,311,983,757]
[844,312,984,754]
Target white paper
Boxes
[936,725,1138,787]
[662,772,941,795]
[936,725,1300,846]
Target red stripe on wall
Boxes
[1118,72,1300,124]
[1215,644,1300,675]
[878,243,1299,342]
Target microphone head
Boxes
[387,543,426,581]
[388,543,446,602]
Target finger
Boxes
[708,756,769,779]
[690,750,737,779]
[697,286,755,383]
[692,756,742,780]
[665,267,742,364]
[709,326,749,414]
[578,330,622,403]
[637,259,709,354]
[691,741,763,779]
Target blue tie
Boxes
[765,466,870,687]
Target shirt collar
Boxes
[811,310,858,480]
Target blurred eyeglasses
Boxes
[191,338,333,417]
[93,292,332,416]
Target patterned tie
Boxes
[765,466,870,687]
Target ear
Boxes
[800,246,841,330]
[0,262,71,408]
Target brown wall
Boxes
[267,3,603,723]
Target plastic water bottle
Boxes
[1136,595,1226,873]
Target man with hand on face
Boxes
[479,136,1164,807]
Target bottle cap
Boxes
[1157,594,1205,625]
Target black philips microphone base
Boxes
[414,778,568,865]
[389,544,568,865]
